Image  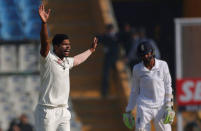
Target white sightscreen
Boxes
[175,18,201,79]
[175,18,201,131]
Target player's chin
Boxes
[64,52,70,56]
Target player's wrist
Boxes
[165,101,173,108]
[125,110,131,114]
[42,21,47,24]
[90,48,95,53]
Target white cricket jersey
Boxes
[38,51,74,108]
[126,58,172,112]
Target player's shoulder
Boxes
[65,57,74,69]
[132,62,143,72]
[66,57,74,60]
[48,51,58,61]
[66,57,74,64]
[40,51,54,62]
[156,58,168,68]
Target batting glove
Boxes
[163,107,175,124]
[123,112,135,129]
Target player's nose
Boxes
[67,45,71,49]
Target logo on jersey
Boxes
[157,70,161,77]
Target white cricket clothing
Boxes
[126,58,172,111]
[35,105,71,131]
[38,51,74,108]
[136,104,171,131]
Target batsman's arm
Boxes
[73,37,98,66]
[38,3,51,57]
[163,62,173,107]
[126,68,140,112]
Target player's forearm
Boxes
[165,87,173,101]
[40,23,49,44]
[164,83,173,106]
[126,88,138,112]
[164,86,173,108]
[126,95,137,112]
[73,49,93,66]
[163,62,173,105]
[40,23,50,57]
[126,69,139,112]
[164,73,173,103]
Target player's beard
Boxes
[143,55,154,66]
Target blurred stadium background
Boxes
[0,0,201,131]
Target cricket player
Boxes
[123,41,175,131]
[34,3,98,131]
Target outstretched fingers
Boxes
[47,9,51,16]
[41,3,44,11]
[39,3,45,12]
[93,37,98,50]
[38,2,51,23]
[39,5,42,12]
[94,37,98,44]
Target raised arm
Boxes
[73,37,98,66]
[38,4,51,57]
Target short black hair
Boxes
[52,34,69,46]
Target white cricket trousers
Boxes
[135,105,171,131]
[35,105,71,131]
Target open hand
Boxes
[38,3,51,23]
[90,37,98,52]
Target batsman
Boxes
[123,41,175,131]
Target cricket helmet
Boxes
[137,41,154,57]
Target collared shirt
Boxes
[126,58,172,111]
[38,51,74,108]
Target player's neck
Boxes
[54,51,64,60]
[144,58,155,70]
[57,55,64,60]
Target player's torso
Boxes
[39,53,72,107]
[136,59,165,104]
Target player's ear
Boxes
[53,44,58,53]
[54,44,60,49]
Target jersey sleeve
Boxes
[126,67,140,112]
[67,57,74,69]
[163,61,173,104]
[40,51,52,64]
